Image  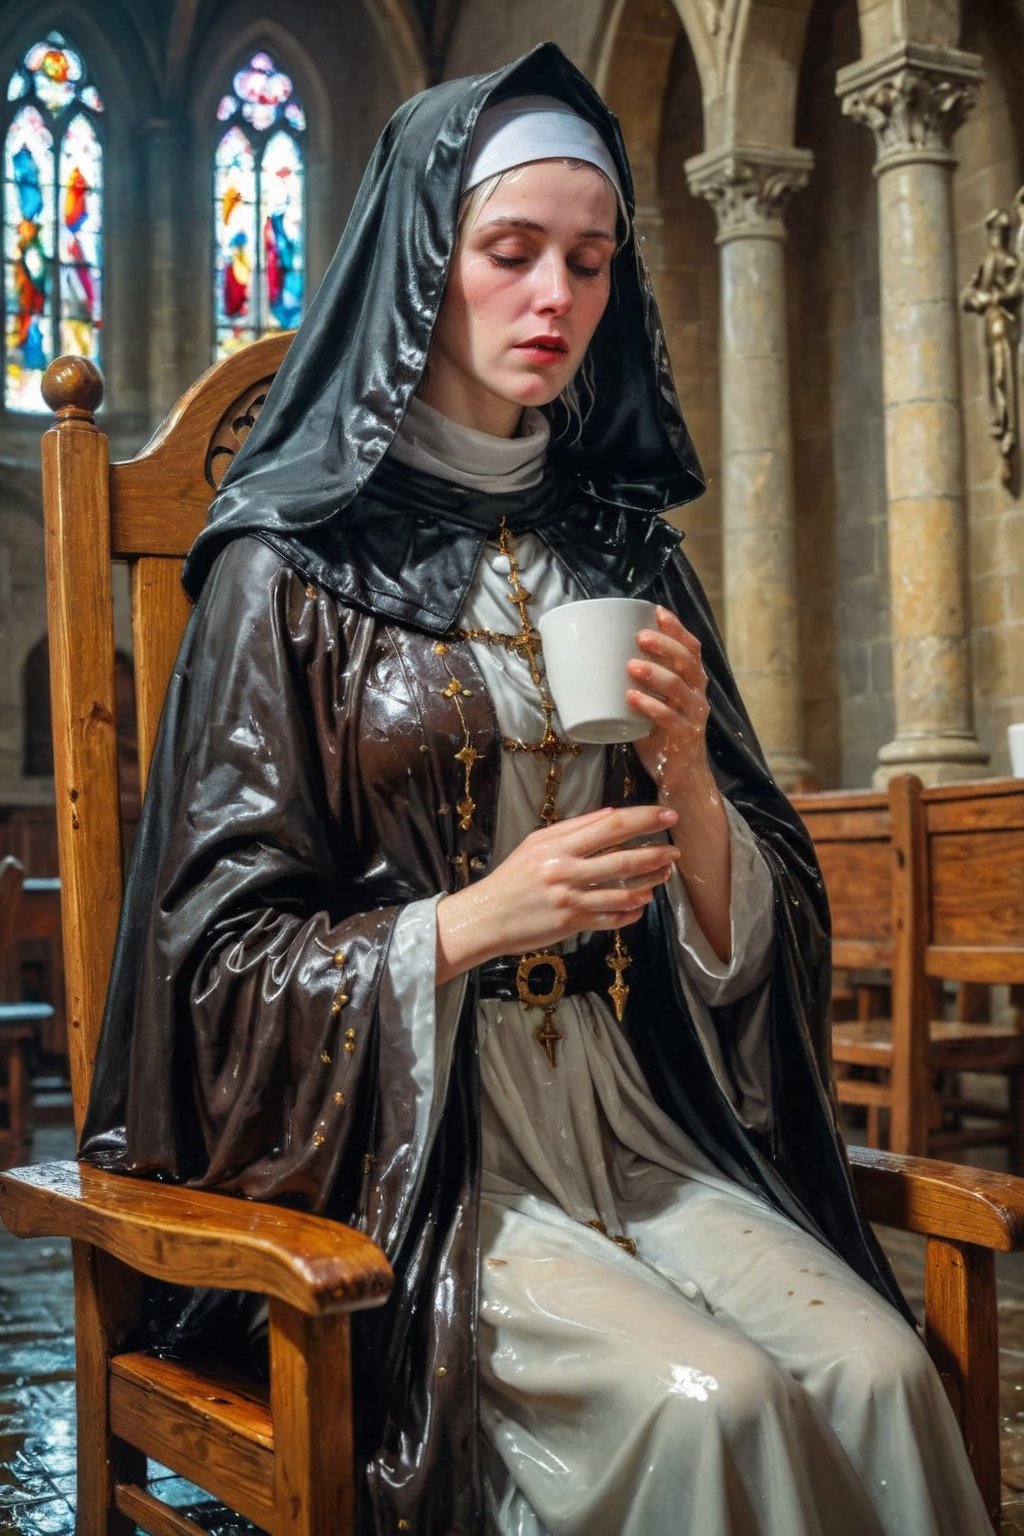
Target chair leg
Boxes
[924,1237,1000,1533]
[269,1299,354,1534]
[7,1036,31,1152]
[72,1243,145,1535]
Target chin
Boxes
[509,377,569,410]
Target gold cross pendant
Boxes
[606,932,630,1024]
[535,1008,564,1069]
[515,952,567,1068]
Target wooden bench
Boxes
[0,857,54,1164]
[791,776,1024,1162]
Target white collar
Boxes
[387,395,550,492]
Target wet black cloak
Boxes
[80,42,907,1536]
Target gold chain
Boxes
[457,518,580,828]
[450,518,632,1058]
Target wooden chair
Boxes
[791,777,1024,1163]
[0,344,1018,1532]
[789,784,897,1146]
[911,778,1024,1167]
[0,855,52,1165]
[0,340,393,1536]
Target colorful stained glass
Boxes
[214,127,258,355]
[24,37,83,114]
[3,34,104,410]
[214,53,305,358]
[58,115,102,359]
[4,106,55,411]
[234,51,293,132]
[261,132,303,331]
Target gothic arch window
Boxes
[213,50,306,359]
[3,32,104,412]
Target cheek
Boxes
[579,284,611,346]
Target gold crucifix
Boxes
[515,952,567,1068]
[606,931,630,1023]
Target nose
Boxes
[531,252,573,316]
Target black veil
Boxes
[183,42,704,599]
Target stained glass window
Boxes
[214,52,305,358]
[3,33,103,412]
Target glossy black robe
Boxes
[80,42,907,1535]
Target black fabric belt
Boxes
[476,937,611,1004]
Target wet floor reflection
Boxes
[3,1121,1024,1533]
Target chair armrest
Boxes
[849,1144,1024,1251]
[0,1159,392,1316]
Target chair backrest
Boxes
[787,785,895,972]
[915,778,1024,989]
[41,335,291,1129]
[0,856,25,965]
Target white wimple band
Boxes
[462,94,624,205]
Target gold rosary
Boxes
[444,517,631,1064]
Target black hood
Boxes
[183,42,703,599]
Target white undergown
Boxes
[386,530,991,1536]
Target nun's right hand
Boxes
[434,804,679,986]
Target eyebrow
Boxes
[476,215,616,243]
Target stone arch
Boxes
[0,3,157,123]
[856,0,960,56]
[191,17,334,196]
[0,7,158,419]
[597,0,724,613]
[181,9,396,382]
[596,0,686,206]
[724,0,822,148]
[595,0,716,144]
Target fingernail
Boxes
[657,808,677,823]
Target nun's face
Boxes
[422,159,617,437]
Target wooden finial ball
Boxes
[41,355,104,418]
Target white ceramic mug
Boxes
[538,597,658,744]
[1008,722,1024,778]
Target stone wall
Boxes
[656,29,723,619]
[790,0,889,788]
[956,0,1024,776]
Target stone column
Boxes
[837,43,989,785]
[143,118,182,422]
[686,146,814,789]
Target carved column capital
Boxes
[685,146,813,242]
[836,43,982,170]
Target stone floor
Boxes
[4,1108,1024,1533]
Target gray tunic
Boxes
[385,533,989,1536]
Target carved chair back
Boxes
[42,336,287,1125]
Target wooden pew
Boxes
[791,776,1024,1162]
[789,781,899,1146]
[913,778,1024,1167]
[0,857,54,1164]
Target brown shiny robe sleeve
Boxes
[83,537,431,1205]
[81,535,491,1533]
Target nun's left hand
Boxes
[627,607,719,810]
[626,606,733,961]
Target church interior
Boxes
[1,0,1024,1532]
